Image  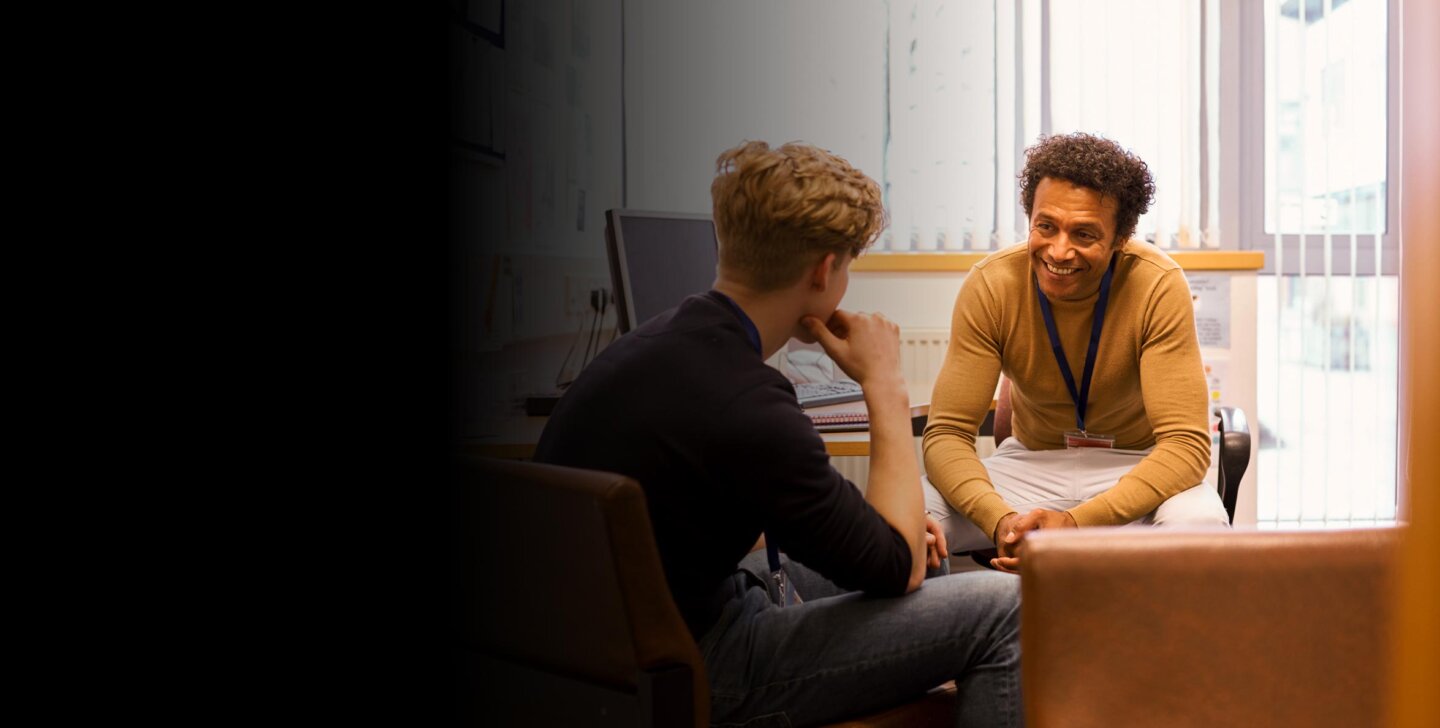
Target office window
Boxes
[1250,0,1399,527]
[1257,276,1398,527]
[886,0,1402,527]
[1263,0,1389,239]
[882,0,1218,251]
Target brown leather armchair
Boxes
[1020,526,1400,727]
[454,455,960,727]
[454,456,708,726]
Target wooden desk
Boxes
[461,401,995,460]
[462,416,549,460]
[459,415,879,459]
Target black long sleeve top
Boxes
[535,291,912,637]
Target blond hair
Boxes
[710,141,887,291]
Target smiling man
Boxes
[921,133,1229,573]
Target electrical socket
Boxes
[564,276,610,315]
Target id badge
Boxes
[1065,430,1116,449]
[770,567,804,607]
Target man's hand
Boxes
[990,509,1077,574]
[801,310,903,389]
[924,513,948,570]
[990,512,1022,574]
[804,308,925,590]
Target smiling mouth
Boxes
[1044,261,1081,277]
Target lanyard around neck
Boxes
[1034,254,1117,433]
[711,290,762,355]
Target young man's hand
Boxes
[924,513,948,570]
[805,308,923,589]
[800,309,903,389]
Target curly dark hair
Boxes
[1018,133,1155,244]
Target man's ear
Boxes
[809,252,838,291]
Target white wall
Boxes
[453,0,625,348]
[625,0,887,212]
[844,272,965,329]
[453,0,626,432]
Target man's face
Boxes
[1027,177,1120,302]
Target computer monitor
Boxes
[605,209,720,333]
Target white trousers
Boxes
[924,437,1231,553]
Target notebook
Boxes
[807,410,869,432]
[806,403,932,434]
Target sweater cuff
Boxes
[967,492,1018,544]
[1066,496,1122,527]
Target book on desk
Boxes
[808,410,870,432]
[805,403,932,435]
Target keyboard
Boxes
[794,380,865,408]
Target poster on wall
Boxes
[1187,273,1230,349]
[1201,355,1229,486]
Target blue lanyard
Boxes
[711,290,762,355]
[1034,255,1117,433]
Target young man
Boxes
[923,132,1230,573]
[536,141,1022,727]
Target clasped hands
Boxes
[989,509,1077,574]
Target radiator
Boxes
[899,327,951,403]
[834,328,954,490]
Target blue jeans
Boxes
[698,551,1023,727]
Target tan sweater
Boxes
[922,240,1211,538]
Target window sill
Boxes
[851,250,1265,272]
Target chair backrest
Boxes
[453,456,708,727]
[1214,406,1250,524]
